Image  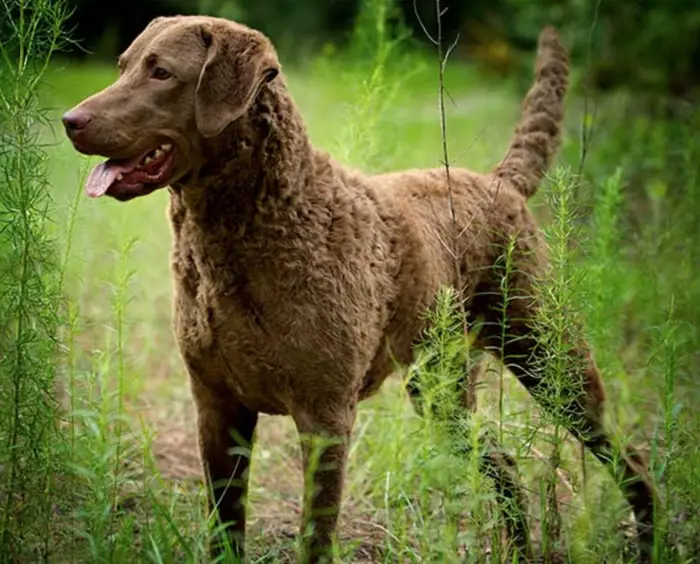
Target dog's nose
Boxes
[62,110,91,135]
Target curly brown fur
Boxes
[494,27,569,199]
[63,17,656,563]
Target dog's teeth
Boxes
[144,156,153,165]
[116,173,123,181]
[161,143,172,152]
[154,148,164,160]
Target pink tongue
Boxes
[85,155,143,198]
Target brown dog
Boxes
[63,16,656,563]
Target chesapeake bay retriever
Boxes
[62,15,656,563]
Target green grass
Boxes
[7,18,698,564]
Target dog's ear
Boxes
[195,23,280,138]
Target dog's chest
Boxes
[170,248,298,413]
[181,302,294,413]
[168,207,396,413]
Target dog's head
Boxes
[63,16,280,201]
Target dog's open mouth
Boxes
[85,142,176,200]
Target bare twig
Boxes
[412,0,437,45]
[423,0,478,411]
[576,0,603,191]
[578,0,603,487]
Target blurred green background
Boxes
[65,0,700,98]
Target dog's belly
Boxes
[358,315,429,401]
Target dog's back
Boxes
[359,28,570,386]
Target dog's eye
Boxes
[151,67,172,81]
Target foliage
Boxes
[55,0,700,100]
[499,0,700,96]
[0,0,70,558]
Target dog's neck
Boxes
[170,79,322,228]
[168,78,338,272]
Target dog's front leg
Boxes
[192,381,258,561]
[293,404,356,564]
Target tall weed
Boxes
[0,0,70,558]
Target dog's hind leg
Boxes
[476,291,656,563]
[406,361,533,560]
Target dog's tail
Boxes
[493,27,569,199]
